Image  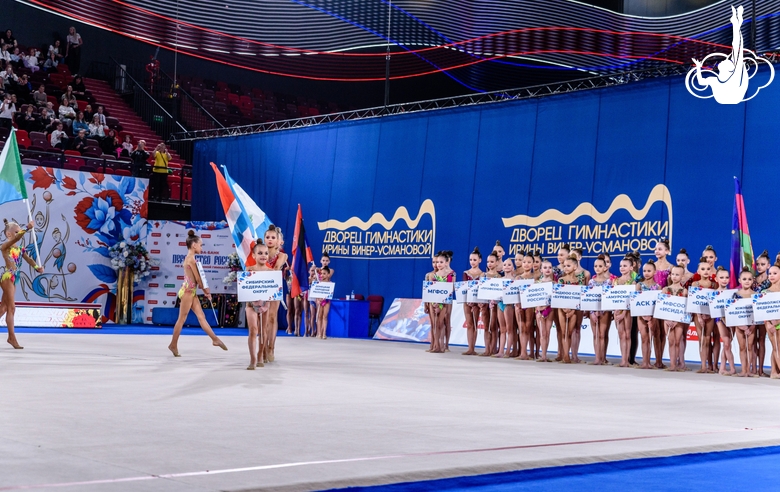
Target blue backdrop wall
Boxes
[192,70,778,314]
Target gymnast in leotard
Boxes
[657,264,688,372]
[611,256,636,368]
[753,250,772,377]
[442,250,455,352]
[424,256,438,353]
[263,225,288,360]
[676,248,693,286]
[315,265,333,340]
[168,230,227,357]
[1,219,43,350]
[462,247,483,356]
[551,243,571,361]
[245,241,272,370]
[701,245,720,372]
[535,260,555,362]
[515,250,536,360]
[557,254,585,364]
[635,260,660,369]
[495,258,516,358]
[733,267,758,377]
[713,267,736,376]
[479,250,501,356]
[429,251,455,354]
[760,262,780,379]
[588,254,613,366]
[690,258,717,373]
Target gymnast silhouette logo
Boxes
[685,6,774,104]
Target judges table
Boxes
[327,300,369,338]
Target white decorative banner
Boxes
[521,282,552,308]
[144,221,235,323]
[709,289,738,319]
[0,166,148,324]
[237,270,283,302]
[503,279,533,305]
[309,281,336,300]
[654,293,690,323]
[630,290,658,317]
[422,281,454,304]
[579,285,603,312]
[477,277,505,301]
[751,291,780,323]
[686,287,715,315]
[551,284,581,309]
[601,285,633,310]
[725,297,754,327]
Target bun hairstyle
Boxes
[322,252,330,259]
[594,254,606,265]
[572,247,584,257]
[560,243,571,252]
[566,253,579,265]
[658,237,670,250]
[678,248,689,258]
[704,245,717,255]
[489,250,500,260]
[470,246,482,259]
[495,240,503,248]
[185,230,200,249]
[758,250,770,261]
[532,250,542,258]
[698,256,709,264]
[646,258,656,266]
[251,239,266,253]
[524,249,534,258]
[716,265,728,273]
[266,224,280,237]
[2,218,18,233]
[740,265,754,276]
[321,265,331,273]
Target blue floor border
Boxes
[326,445,780,491]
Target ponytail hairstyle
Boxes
[185,230,200,249]
[470,246,482,259]
[2,218,14,234]
[678,248,689,259]
[658,237,670,250]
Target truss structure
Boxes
[169,64,694,142]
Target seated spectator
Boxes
[13,74,32,103]
[48,40,65,64]
[20,104,38,131]
[73,111,89,135]
[129,140,149,177]
[50,122,69,150]
[72,129,88,153]
[39,108,55,132]
[1,65,18,89]
[94,105,107,126]
[0,44,10,69]
[120,134,134,156]
[62,86,77,107]
[43,51,58,71]
[102,129,121,156]
[45,101,54,114]
[58,99,76,128]
[83,104,93,122]
[44,116,59,135]
[32,84,47,107]
[0,93,15,130]
[71,76,86,95]
[23,48,40,73]
[88,113,106,140]
[9,47,21,66]
[2,30,17,48]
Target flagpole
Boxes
[23,198,41,268]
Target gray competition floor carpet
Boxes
[2,333,779,491]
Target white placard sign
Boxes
[725,297,754,327]
[467,280,487,304]
[629,290,658,317]
[454,281,470,303]
[601,285,634,310]
[551,284,582,309]
[503,279,534,304]
[686,287,715,315]
[309,281,336,300]
[196,261,209,290]
[579,285,603,311]
[237,270,283,302]
[478,278,506,301]
[422,281,454,304]
[751,291,780,323]
[654,293,691,323]
[708,289,737,318]
[520,282,552,308]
